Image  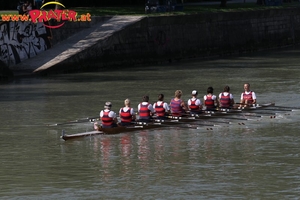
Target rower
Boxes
[240,83,257,107]
[219,85,234,109]
[153,94,170,120]
[203,86,218,111]
[138,95,155,122]
[97,102,118,129]
[187,90,203,114]
[170,90,188,116]
[119,98,136,126]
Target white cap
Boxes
[104,101,112,109]
[192,90,198,95]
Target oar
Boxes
[235,102,275,108]
[183,116,235,124]
[254,107,300,112]
[234,103,274,110]
[198,112,272,119]
[167,115,249,122]
[171,123,224,129]
[207,115,262,121]
[164,116,232,124]
[47,116,99,126]
[140,121,222,129]
[166,116,241,126]
[271,105,300,110]
[204,107,279,118]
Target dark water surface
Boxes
[1,47,300,199]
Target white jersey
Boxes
[138,102,155,113]
[100,109,117,118]
[153,101,170,111]
[119,107,135,115]
[187,97,202,106]
[219,92,234,99]
[203,94,217,101]
[240,91,256,100]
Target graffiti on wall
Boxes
[0,21,51,66]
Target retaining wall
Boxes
[2,8,300,76]
[53,8,300,73]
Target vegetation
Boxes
[1,2,299,17]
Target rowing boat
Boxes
[60,102,276,141]
[61,122,175,140]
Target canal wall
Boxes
[95,8,299,68]
[2,7,300,76]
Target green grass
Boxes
[1,2,299,17]
[0,10,18,15]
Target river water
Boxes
[1,47,300,199]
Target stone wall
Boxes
[98,8,300,67]
[52,8,300,73]
[3,8,300,75]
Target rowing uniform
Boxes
[170,98,185,116]
[204,94,217,111]
[187,97,202,114]
[100,109,117,128]
[153,101,170,119]
[138,102,154,122]
[241,91,256,105]
[219,92,234,108]
[119,107,135,126]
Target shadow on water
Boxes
[2,45,300,86]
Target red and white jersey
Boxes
[153,101,170,111]
[100,109,117,118]
[203,94,217,101]
[187,97,202,111]
[219,92,233,100]
[241,91,256,101]
[119,107,135,123]
[119,107,135,116]
[203,94,217,107]
[100,109,117,126]
[138,102,154,113]
[219,92,233,108]
[153,101,170,117]
[187,98,202,106]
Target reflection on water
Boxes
[1,46,300,199]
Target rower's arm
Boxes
[181,101,189,111]
[240,93,245,104]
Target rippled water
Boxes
[1,47,300,199]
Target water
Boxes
[1,46,300,199]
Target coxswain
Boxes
[138,95,155,122]
[119,99,136,126]
[219,85,234,109]
[203,86,218,111]
[153,94,170,120]
[240,83,257,107]
[187,90,203,114]
[170,90,188,116]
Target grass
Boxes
[0,2,299,16]
[0,10,18,15]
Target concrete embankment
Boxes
[4,7,300,76]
